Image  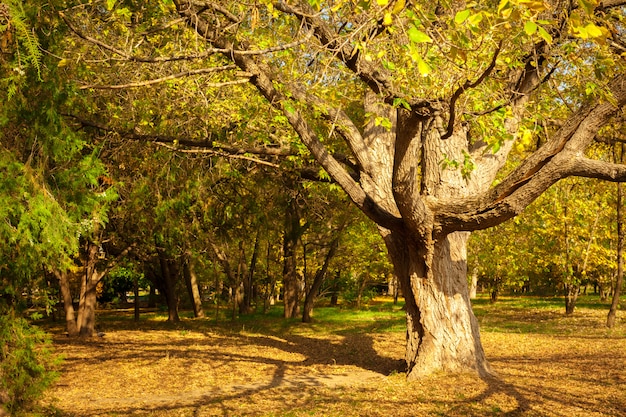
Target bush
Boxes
[0,313,59,416]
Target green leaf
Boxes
[283,101,296,114]
[408,26,432,43]
[537,25,552,43]
[467,12,484,27]
[116,7,132,19]
[524,21,538,35]
[454,9,471,24]
[393,98,412,111]
[106,0,116,11]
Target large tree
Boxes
[62,0,626,378]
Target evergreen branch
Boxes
[7,0,41,79]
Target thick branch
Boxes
[288,83,371,174]
[68,115,293,157]
[154,143,280,168]
[563,157,626,181]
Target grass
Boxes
[39,295,626,417]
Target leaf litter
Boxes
[42,300,625,416]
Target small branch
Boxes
[154,142,281,168]
[441,41,502,139]
[79,69,247,90]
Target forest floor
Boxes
[40,296,626,417]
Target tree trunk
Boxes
[302,237,339,323]
[55,270,78,337]
[241,233,260,315]
[490,277,501,303]
[133,272,140,322]
[76,241,104,337]
[148,284,157,308]
[282,197,302,319]
[77,277,98,337]
[386,231,491,379]
[158,250,180,322]
[183,254,205,318]
[564,283,579,315]
[469,270,478,299]
[608,174,624,328]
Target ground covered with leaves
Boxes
[41,296,626,416]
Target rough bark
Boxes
[386,231,491,378]
[564,283,579,315]
[76,241,104,337]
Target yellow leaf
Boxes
[416,56,431,76]
[391,0,406,14]
[383,12,393,26]
[377,0,389,6]
[584,23,604,38]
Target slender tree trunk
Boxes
[392,275,399,305]
[386,231,491,379]
[564,283,579,315]
[469,270,478,299]
[55,270,78,336]
[76,242,103,337]
[608,156,624,327]
[183,253,205,318]
[283,197,302,318]
[158,250,180,322]
[302,237,339,323]
[134,272,140,322]
[148,284,157,308]
[241,233,260,315]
